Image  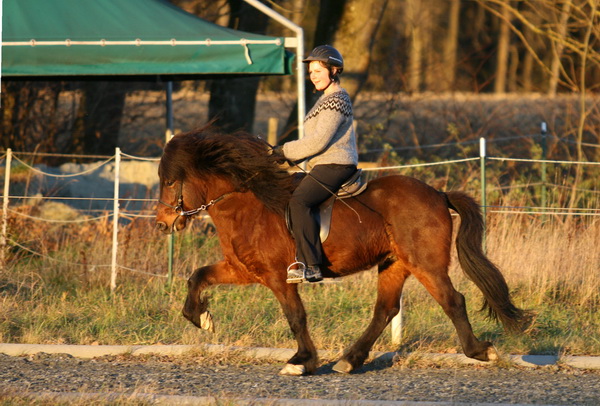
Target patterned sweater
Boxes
[282,89,358,168]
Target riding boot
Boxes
[305,265,323,282]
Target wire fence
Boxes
[1,127,599,292]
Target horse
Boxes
[155,125,529,376]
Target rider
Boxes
[273,45,359,284]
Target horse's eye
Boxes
[165,180,176,187]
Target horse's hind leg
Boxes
[333,260,409,374]
[413,270,498,362]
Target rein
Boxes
[158,171,262,217]
[257,135,362,223]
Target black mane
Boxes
[159,125,294,215]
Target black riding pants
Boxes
[289,164,357,266]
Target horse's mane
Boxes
[159,124,294,216]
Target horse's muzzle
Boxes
[155,215,187,234]
[155,221,171,234]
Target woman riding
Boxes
[274,45,359,284]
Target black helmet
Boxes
[302,45,344,68]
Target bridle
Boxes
[158,180,231,217]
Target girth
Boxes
[285,169,368,243]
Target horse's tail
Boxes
[445,191,530,332]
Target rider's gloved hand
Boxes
[271,145,289,165]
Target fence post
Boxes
[268,117,278,146]
[480,137,487,253]
[540,122,548,215]
[1,149,12,269]
[110,148,121,292]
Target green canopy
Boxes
[2,0,293,77]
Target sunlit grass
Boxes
[1,213,599,357]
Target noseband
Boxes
[158,181,230,217]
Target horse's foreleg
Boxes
[413,270,497,362]
[334,260,409,374]
[268,282,318,376]
[183,260,249,330]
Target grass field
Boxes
[1,210,598,358]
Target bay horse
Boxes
[155,125,528,376]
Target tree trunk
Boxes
[281,0,387,141]
[548,0,573,96]
[1,81,63,156]
[406,0,424,93]
[207,0,269,132]
[71,81,128,155]
[331,0,389,99]
[442,0,461,92]
[494,1,511,94]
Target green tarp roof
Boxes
[1,0,293,77]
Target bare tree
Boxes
[548,0,574,96]
[1,81,64,157]
[281,0,388,140]
[71,81,130,156]
[206,0,270,132]
[331,0,389,99]
[442,0,461,91]
[494,1,512,93]
[479,0,600,215]
[405,0,425,93]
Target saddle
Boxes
[285,169,368,243]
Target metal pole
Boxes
[166,81,175,287]
[166,81,174,140]
[540,122,548,216]
[242,0,305,139]
[1,149,12,268]
[480,137,487,253]
[110,148,121,292]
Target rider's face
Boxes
[309,61,333,92]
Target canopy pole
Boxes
[242,0,305,140]
[166,81,175,288]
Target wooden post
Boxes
[268,117,278,146]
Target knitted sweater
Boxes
[282,89,358,168]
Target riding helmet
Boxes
[302,45,344,68]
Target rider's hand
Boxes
[271,145,289,165]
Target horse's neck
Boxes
[210,190,270,225]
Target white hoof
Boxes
[487,346,499,361]
[279,363,306,376]
[332,359,353,374]
[199,311,215,332]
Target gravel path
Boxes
[2,353,600,405]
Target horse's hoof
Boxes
[487,346,499,361]
[199,311,215,332]
[332,359,353,374]
[279,363,306,376]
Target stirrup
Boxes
[286,261,307,284]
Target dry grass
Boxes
[1,207,599,357]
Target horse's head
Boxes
[155,125,294,233]
[155,178,191,234]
